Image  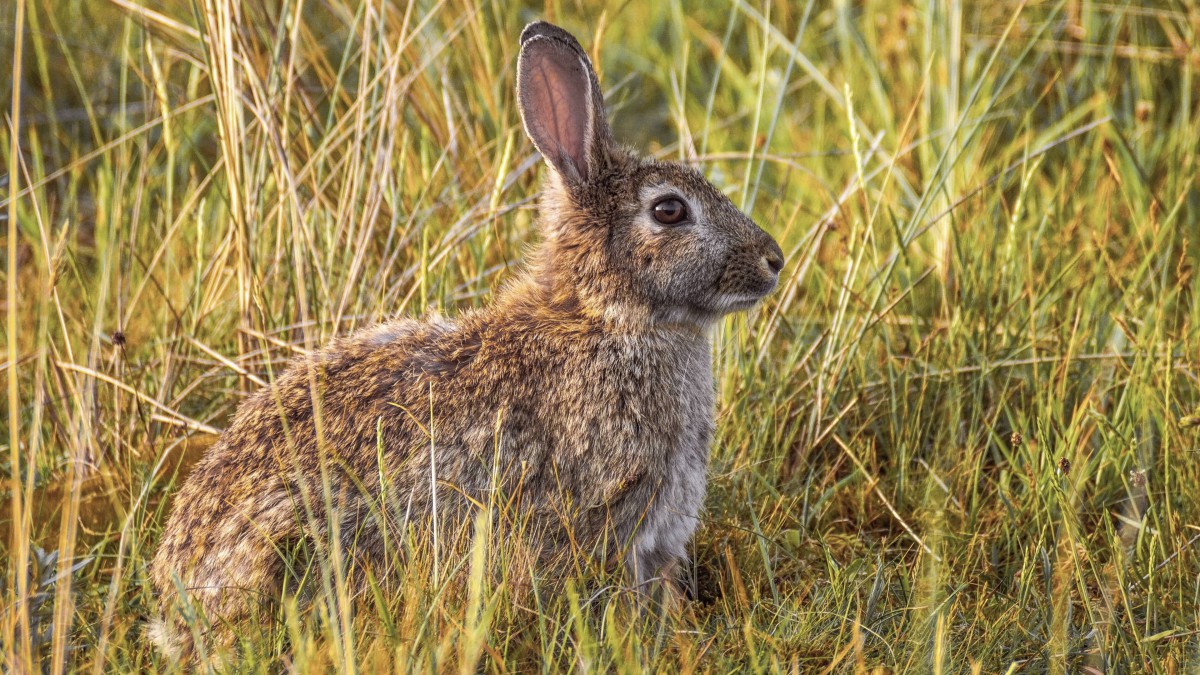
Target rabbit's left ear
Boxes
[517,22,612,186]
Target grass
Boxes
[3,0,1199,671]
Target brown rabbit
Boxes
[149,20,784,660]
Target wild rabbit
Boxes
[149,20,783,660]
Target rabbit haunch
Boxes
[149,20,783,661]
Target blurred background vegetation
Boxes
[2,0,1199,671]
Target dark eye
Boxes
[652,197,688,225]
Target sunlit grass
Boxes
[3,0,1199,671]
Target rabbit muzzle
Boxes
[711,230,784,313]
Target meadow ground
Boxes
[3,0,1200,671]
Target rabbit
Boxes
[148,20,784,661]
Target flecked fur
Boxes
[149,20,784,661]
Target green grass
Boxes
[3,0,1200,671]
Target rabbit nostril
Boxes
[764,254,784,274]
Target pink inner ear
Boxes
[521,44,592,181]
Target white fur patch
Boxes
[144,617,183,661]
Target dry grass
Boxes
[3,0,1200,671]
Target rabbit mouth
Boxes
[712,292,770,313]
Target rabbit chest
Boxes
[630,350,714,578]
[577,332,716,578]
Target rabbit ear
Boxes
[516,22,611,186]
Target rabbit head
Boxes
[516,21,785,328]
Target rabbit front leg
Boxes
[626,473,706,598]
[626,526,691,617]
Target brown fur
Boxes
[149,21,784,661]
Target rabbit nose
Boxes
[761,237,784,275]
[764,252,784,274]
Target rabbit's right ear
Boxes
[516,22,612,187]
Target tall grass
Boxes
[2,0,1199,671]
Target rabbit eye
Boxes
[652,198,688,225]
